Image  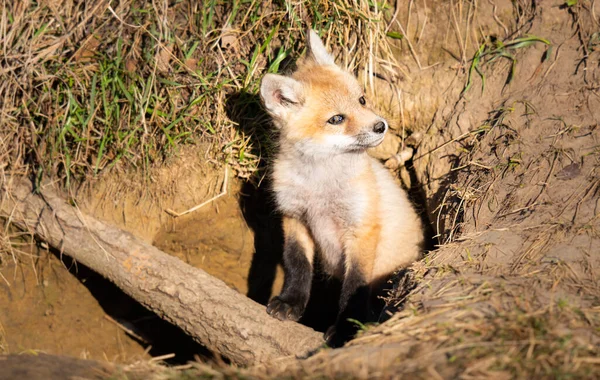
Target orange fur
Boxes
[282,216,315,265]
[344,166,380,280]
[260,31,424,339]
[282,64,379,143]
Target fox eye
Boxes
[327,114,345,125]
[359,96,366,105]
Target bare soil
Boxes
[0,0,599,378]
[153,187,283,298]
[0,149,284,364]
[0,246,148,362]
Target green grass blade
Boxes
[386,31,404,40]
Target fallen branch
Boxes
[0,178,323,366]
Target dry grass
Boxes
[1,0,599,378]
[359,239,600,378]
[0,0,401,188]
[0,0,405,365]
[0,319,7,355]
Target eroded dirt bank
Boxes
[0,0,598,378]
[0,163,285,363]
[253,2,600,378]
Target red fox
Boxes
[260,30,424,345]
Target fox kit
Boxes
[260,30,424,345]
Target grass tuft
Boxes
[0,0,400,187]
[461,35,551,96]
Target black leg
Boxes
[325,264,370,347]
[266,237,313,321]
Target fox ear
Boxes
[260,73,304,120]
[306,29,335,66]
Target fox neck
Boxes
[279,138,368,165]
[276,139,371,188]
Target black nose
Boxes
[373,121,386,134]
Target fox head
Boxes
[260,30,388,156]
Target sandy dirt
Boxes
[0,0,598,378]
[153,189,283,298]
[253,2,600,378]
[0,247,148,362]
[0,150,286,363]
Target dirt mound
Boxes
[0,246,149,362]
[0,0,598,378]
[252,2,600,378]
[0,353,115,380]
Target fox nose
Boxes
[373,121,387,134]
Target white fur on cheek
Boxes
[290,134,357,156]
[322,134,356,149]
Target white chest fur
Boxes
[273,150,369,275]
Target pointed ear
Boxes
[260,73,304,120]
[306,29,335,66]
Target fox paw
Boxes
[266,296,304,321]
[324,320,360,348]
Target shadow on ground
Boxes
[54,252,213,365]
